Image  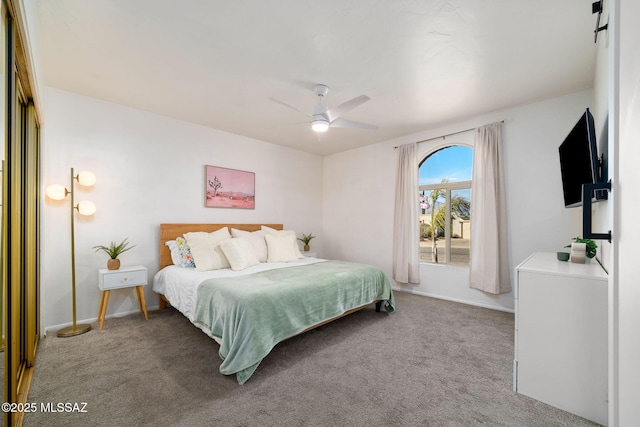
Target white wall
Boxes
[323,89,593,312]
[615,0,640,424]
[590,2,617,424]
[41,88,323,333]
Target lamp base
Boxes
[57,323,92,337]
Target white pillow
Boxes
[265,234,299,263]
[165,240,183,265]
[230,228,268,262]
[219,238,260,271]
[184,228,231,271]
[261,225,304,259]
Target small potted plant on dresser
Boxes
[297,232,316,252]
[93,238,135,270]
[566,236,597,264]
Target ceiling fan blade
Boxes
[326,95,370,121]
[330,118,378,130]
[269,97,315,119]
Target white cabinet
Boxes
[514,252,607,425]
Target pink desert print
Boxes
[205,165,255,209]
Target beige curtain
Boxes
[469,123,512,294]
[393,143,420,284]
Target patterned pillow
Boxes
[165,237,195,268]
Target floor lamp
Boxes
[46,167,96,337]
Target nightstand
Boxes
[97,265,148,330]
[303,251,317,258]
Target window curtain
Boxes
[469,123,512,294]
[393,143,420,284]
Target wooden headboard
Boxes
[159,223,283,270]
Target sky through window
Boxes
[419,145,473,186]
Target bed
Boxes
[153,223,395,384]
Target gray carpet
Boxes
[24,292,599,426]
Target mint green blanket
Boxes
[193,260,394,384]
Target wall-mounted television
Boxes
[558,108,606,208]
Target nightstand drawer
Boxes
[98,266,147,290]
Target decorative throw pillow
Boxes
[265,234,299,263]
[230,228,268,262]
[261,225,304,259]
[219,238,260,271]
[184,228,232,271]
[165,237,195,268]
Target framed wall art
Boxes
[205,165,255,209]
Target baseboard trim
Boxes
[43,304,161,337]
[392,287,515,313]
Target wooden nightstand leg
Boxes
[136,286,149,320]
[99,290,110,330]
[98,291,106,322]
[135,286,143,314]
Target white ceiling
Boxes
[35,0,598,156]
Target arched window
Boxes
[418,145,473,265]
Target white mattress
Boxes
[152,257,326,323]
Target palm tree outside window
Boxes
[418,145,473,265]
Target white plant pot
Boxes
[570,242,586,264]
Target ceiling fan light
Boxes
[311,120,329,132]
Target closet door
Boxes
[3,5,41,425]
[24,103,39,369]
[2,6,14,424]
[0,0,6,415]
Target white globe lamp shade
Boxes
[45,184,68,200]
[76,171,96,187]
[76,200,97,216]
[311,120,329,132]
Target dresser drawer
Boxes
[99,266,147,290]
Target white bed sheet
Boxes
[153,257,327,323]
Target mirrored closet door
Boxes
[3,1,42,425]
[1,0,8,418]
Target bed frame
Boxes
[156,223,382,315]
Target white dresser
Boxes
[514,252,608,425]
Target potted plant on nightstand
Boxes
[565,236,597,264]
[93,238,135,270]
[297,233,316,252]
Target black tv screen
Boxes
[558,108,602,208]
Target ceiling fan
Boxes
[270,84,377,133]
